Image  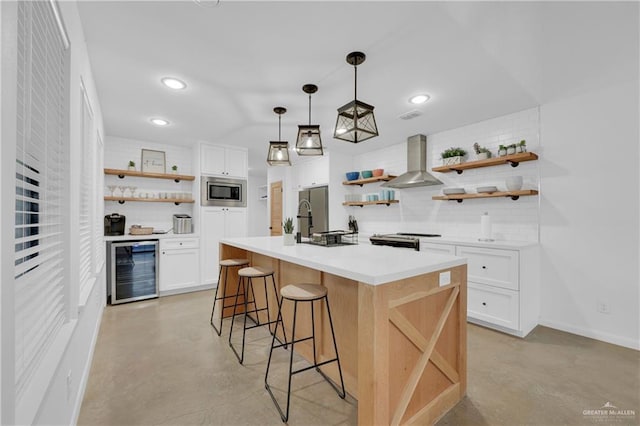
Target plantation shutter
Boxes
[14,0,69,400]
[78,82,95,300]
[94,131,104,272]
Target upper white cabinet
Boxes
[291,155,329,189]
[201,144,247,178]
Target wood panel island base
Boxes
[218,237,467,425]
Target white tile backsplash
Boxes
[351,108,540,242]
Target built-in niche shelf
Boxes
[342,175,397,187]
[342,200,399,207]
[432,152,538,175]
[432,189,538,203]
[104,196,194,205]
[104,168,196,183]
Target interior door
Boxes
[270,181,283,236]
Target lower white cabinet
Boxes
[159,238,200,292]
[423,242,539,337]
[201,207,247,285]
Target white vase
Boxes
[128,166,135,171]
[283,234,295,246]
[506,176,523,191]
[476,152,490,160]
[506,147,516,155]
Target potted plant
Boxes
[473,142,492,160]
[128,160,135,171]
[441,147,467,166]
[498,145,507,157]
[506,143,517,155]
[171,165,178,174]
[518,139,527,153]
[283,217,295,246]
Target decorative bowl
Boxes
[372,168,384,177]
[361,170,373,179]
[505,176,523,191]
[477,186,498,193]
[443,188,466,195]
[345,171,360,181]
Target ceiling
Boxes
[76,1,638,175]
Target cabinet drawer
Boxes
[467,282,519,330]
[160,238,199,250]
[456,246,519,290]
[420,242,455,255]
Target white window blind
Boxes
[79,82,94,299]
[94,131,104,272]
[15,0,69,400]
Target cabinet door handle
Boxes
[482,302,487,306]
[162,251,165,255]
[482,266,487,269]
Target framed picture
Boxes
[141,149,166,173]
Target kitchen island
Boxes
[218,237,467,426]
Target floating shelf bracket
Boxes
[118,200,125,204]
[507,161,520,168]
[118,174,125,179]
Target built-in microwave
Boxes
[201,176,247,207]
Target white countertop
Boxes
[220,236,466,286]
[104,231,199,242]
[418,235,538,250]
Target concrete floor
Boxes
[79,290,639,426]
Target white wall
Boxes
[104,136,195,230]
[538,80,639,350]
[247,171,269,237]
[351,108,540,241]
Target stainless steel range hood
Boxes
[381,134,443,188]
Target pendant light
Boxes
[267,107,291,166]
[333,51,379,143]
[295,84,323,156]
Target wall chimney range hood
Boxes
[382,134,443,188]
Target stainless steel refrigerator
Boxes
[297,186,328,238]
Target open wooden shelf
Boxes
[432,190,538,203]
[104,168,195,182]
[104,196,194,205]
[432,152,538,175]
[342,200,399,207]
[342,174,396,186]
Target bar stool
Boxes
[265,283,345,422]
[229,266,285,364]
[209,258,249,335]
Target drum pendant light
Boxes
[267,107,291,166]
[295,84,323,156]
[333,51,379,143]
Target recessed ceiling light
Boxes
[161,77,187,90]
[409,94,431,105]
[150,118,169,126]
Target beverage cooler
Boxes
[107,240,159,304]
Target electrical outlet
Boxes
[597,300,611,314]
[439,271,451,287]
[66,371,73,401]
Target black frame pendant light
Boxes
[295,84,323,156]
[333,51,379,143]
[266,107,291,166]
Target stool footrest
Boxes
[270,335,313,350]
[292,358,339,376]
[245,319,279,330]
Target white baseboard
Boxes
[159,283,215,297]
[538,319,640,350]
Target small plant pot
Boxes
[498,149,507,157]
[283,233,295,246]
[171,169,178,174]
[517,146,526,153]
[506,147,516,155]
[476,152,490,161]
[128,166,135,171]
[443,156,463,166]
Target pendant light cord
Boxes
[354,64,358,101]
[308,94,312,125]
[278,114,282,140]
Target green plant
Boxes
[508,143,517,149]
[519,140,526,147]
[499,145,506,151]
[441,147,467,159]
[128,160,135,167]
[282,217,294,234]
[171,165,178,171]
[473,142,490,155]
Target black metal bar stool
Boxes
[209,258,249,335]
[265,283,345,422]
[229,266,285,364]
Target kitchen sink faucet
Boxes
[297,199,313,238]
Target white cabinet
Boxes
[291,156,329,189]
[201,144,247,178]
[422,242,539,337]
[201,207,247,284]
[159,238,200,292]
